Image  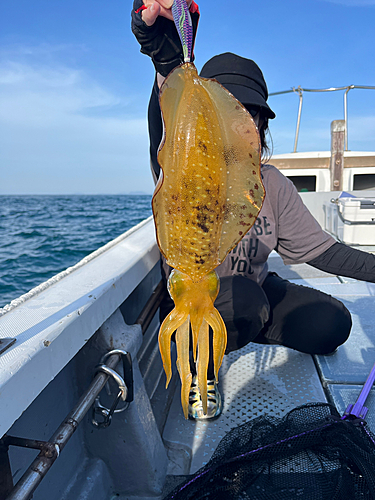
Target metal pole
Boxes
[344,86,353,151]
[6,353,121,500]
[330,120,345,191]
[293,87,303,153]
[268,84,375,154]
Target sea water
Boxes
[0,195,152,309]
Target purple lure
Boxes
[171,0,193,62]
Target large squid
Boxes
[152,0,264,418]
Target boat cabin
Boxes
[272,151,375,192]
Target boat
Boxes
[1,190,375,499]
[2,85,375,500]
[272,150,375,192]
[269,85,375,193]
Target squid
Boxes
[152,1,264,418]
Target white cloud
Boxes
[0,50,154,194]
[0,61,124,122]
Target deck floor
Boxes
[162,251,375,476]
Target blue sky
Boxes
[1,0,375,195]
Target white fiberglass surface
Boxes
[0,218,159,437]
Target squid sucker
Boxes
[153,62,264,418]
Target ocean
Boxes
[0,195,152,309]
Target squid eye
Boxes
[206,271,219,299]
[168,270,186,298]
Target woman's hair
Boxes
[259,116,273,163]
[244,105,273,163]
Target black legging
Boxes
[216,273,352,355]
[160,272,352,370]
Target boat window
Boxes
[286,175,316,192]
[353,174,375,191]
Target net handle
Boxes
[345,362,375,419]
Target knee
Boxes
[316,301,352,354]
[287,299,352,355]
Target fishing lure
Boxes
[153,0,264,418]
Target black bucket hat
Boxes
[200,52,275,119]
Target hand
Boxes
[141,1,173,26]
[141,0,193,26]
[131,0,199,77]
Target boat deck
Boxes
[2,217,375,500]
[162,251,375,488]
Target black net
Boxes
[164,403,375,500]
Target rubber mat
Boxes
[163,343,326,474]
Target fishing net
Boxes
[163,402,375,500]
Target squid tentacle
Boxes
[190,308,205,362]
[214,308,227,369]
[159,309,189,387]
[160,270,228,416]
[204,308,227,382]
[196,320,209,414]
[175,319,192,419]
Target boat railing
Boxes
[269,85,375,153]
[0,281,166,500]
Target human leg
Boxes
[254,272,352,354]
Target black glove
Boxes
[131,0,200,77]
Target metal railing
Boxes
[0,279,165,500]
[269,85,375,153]
[1,351,128,500]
